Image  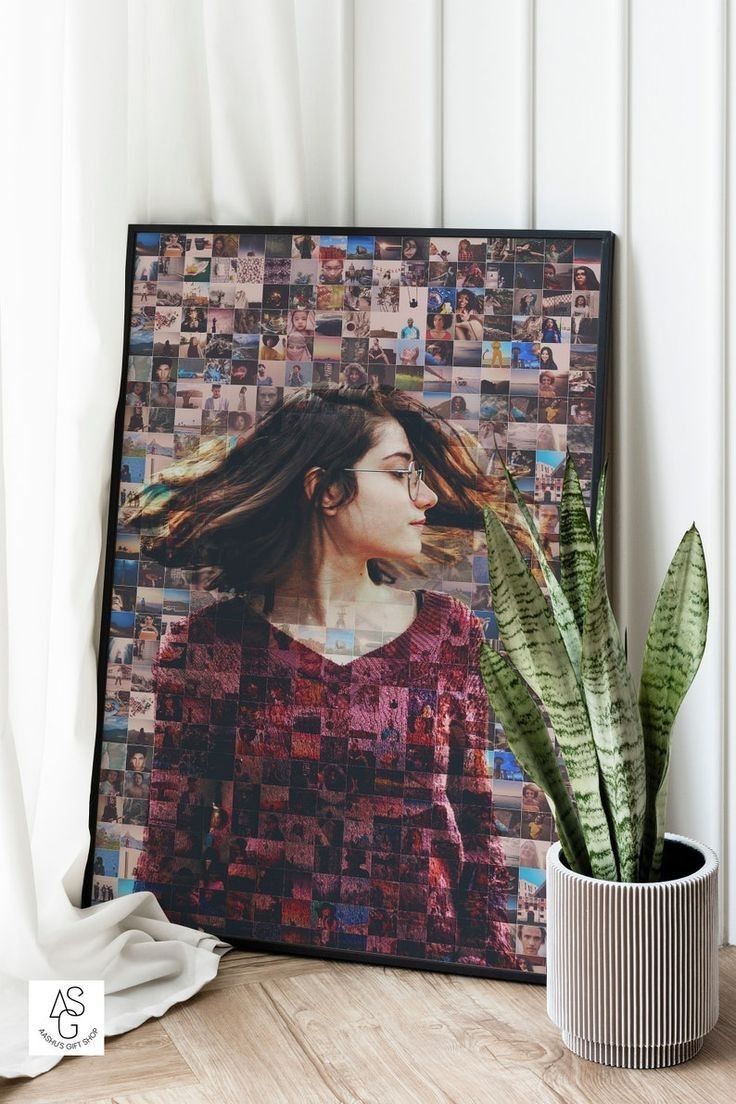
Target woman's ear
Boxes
[303,467,341,515]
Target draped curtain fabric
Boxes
[0,0,732,1081]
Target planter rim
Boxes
[547,832,718,887]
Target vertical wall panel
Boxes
[725,0,735,943]
[0,2,67,823]
[624,0,724,890]
[293,0,356,224]
[533,0,624,232]
[353,0,442,225]
[442,0,535,228]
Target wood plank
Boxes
[0,1021,196,1104]
[159,982,343,1104]
[206,947,329,991]
[262,964,549,1104]
[107,1089,219,1104]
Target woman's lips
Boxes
[410,519,426,526]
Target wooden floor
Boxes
[3,947,735,1103]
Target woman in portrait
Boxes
[426,312,452,341]
[126,386,518,968]
[539,372,558,399]
[457,238,473,263]
[572,294,590,319]
[454,290,484,340]
[398,346,420,368]
[287,364,307,387]
[288,308,316,335]
[541,317,562,343]
[341,361,369,387]
[539,346,559,371]
[402,237,424,261]
[368,338,390,365]
[128,401,146,431]
[573,265,600,291]
[285,333,312,362]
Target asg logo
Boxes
[28,981,105,1056]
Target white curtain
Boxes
[1,0,732,1081]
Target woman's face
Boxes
[292,311,309,332]
[540,348,550,364]
[574,268,586,288]
[323,419,437,563]
[432,314,443,329]
[575,295,587,307]
[403,239,417,259]
[457,293,469,310]
[520,841,538,864]
[286,334,307,357]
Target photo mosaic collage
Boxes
[90,228,608,980]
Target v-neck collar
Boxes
[253,589,436,672]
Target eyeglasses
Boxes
[344,459,426,501]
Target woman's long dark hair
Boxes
[539,346,558,370]
[574,265,600,290]
[123,385,502,596]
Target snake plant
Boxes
[480,455,708,882]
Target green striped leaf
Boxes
[639,526,709,878]
[484,505,617,880]
[594,460,608,545]
[479,645,591,875]
[499,454,582,677]
[581,494,646,882]
[559,455,597,637]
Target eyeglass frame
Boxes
[343,459,426,501]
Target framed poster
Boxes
[85,226,613,982]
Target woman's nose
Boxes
[415,479,438,509]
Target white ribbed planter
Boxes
[546,833,719,1068]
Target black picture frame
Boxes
[84,225,614,984]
